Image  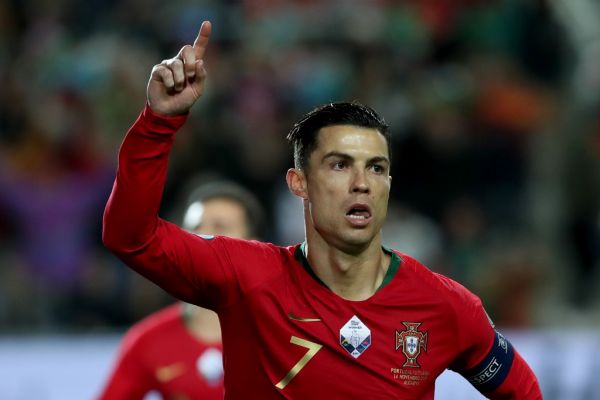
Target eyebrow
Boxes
[321,152,390,165]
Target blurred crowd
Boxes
[1,0,599,332]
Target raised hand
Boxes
[147,21,212,115]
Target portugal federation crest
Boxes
[395,322,428,368]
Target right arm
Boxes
[103,22,283,309]
[102,22,220,305]
[103,21,289,309]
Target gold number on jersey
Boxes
[275,336,323,389]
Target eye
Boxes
[332,160,346,170]
[370,164,385,174]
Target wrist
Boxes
[141,103,189,133]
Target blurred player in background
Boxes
[103,21,542,398]
[98,180,265,400]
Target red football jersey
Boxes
[98,303,224,400]
[103,106,541,399]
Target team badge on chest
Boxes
[339,315,371,358]
[395,322,428,367]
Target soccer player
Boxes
[98,181,265,400]
[103,21,543,399]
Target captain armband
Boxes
[462,330,515,392]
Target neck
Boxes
[304,230,390,301]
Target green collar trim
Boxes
[380,245,401,289]
[294,242,402,292]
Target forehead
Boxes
[190,197,251,238]
[313,124,389,157]
[184,196,247,232]
[201,197,246,217]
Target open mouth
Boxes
[346,204,372,221]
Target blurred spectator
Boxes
[0,0,592,334]
[382,201,443,268]
[561,111,600,308]
[0,88,114,328]
[98,179,265,400]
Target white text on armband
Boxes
[463,331,514,392]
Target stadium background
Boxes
[0,0,599,398]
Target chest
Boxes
[225,273,461,399]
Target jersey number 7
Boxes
[275,336,323,389]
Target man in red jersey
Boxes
[98,181,265,400]
[103,21,543,399]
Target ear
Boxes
[286,168,308,200]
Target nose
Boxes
[351,169,370,194]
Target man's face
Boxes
[304,124,391,252]
[186,197,250,239]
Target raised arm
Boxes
[102,22,216,303]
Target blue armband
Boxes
[463,330,514,392]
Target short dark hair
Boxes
[182,181,266,239]
[286,101,391,171]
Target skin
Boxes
[147,20,393,302]
[147,21,211,116]
[187,198,251,240]
[286,125,392,301]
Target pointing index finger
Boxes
[193,21,212,59]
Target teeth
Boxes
[348,215,367,220]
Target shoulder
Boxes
[200,237,299,292]
[196,235,292,258]
[396,252,496,344]
[121,303,184,349]
[209,236,298,268]
[395,251,482,309]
